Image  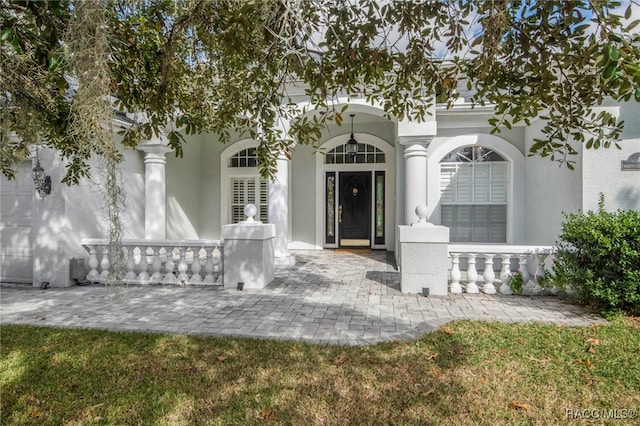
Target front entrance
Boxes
[338,172,371,247]
[318,134,393,250]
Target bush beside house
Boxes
[551,196,640,314]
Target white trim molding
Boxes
[220,139,262,227]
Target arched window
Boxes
[228,148,258,168]
[325,143,385,164]
[226,146,268,224]
[440,145,508,242]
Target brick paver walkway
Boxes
[0,250,606,345]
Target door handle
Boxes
[338,205,343,223]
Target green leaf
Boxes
[1,28,12,42]
[603,63,617,80]
[48,55,62,72]
[608,46,619,62]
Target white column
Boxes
[139,144,171,239]
[269,152,295,266]
[399,137,430,225]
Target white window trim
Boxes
[427,134,525,244]
[221,139,264,225]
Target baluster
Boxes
[499,254,513,295]
[86,245,100,282]
[190,247,203,284]
[163,247,176,284]
[482,253,496,294]
[138,245,150,284]
[218,246,224,284]
[535,253,548,294]
[99,246,110,283]
[150,246,163,283]
[518,254,530,294]
[466,253,479,293]
[449,253,462,294]
[547,253,559,295]
[525,253,541,294]
[125,246,137,283]
[177,247,189,285]
[203,247,215,284]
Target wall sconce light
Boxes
[32,158,51,197]
[345,113,358,161]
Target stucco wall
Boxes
[290,143,317,248]
[436,126,526,155]
[199,134,225,239]
[32,144,144,286]
[165,138,203,239]
[523,119,583,245]
[582,104,640,212]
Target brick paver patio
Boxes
[0,250,606,345]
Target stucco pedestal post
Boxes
[269,153,295,266]
[398,205,450,295]
[138,142,171,239]
[222,204,276,290]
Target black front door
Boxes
[339,172,371,247]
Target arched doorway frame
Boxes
[315,133,396,249]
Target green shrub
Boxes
[509,271,524,295]
[551,195,640,314]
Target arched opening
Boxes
[427,134,526,244]
[220,140,269,224]
[316,133,395,249]
[439,145,508,242]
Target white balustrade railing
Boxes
[81,239,224,286]
[448,244,554,295]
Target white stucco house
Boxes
[1,90,639,293]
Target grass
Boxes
[1,319,639,425]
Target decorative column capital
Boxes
[398,135,434,147]
[139,144,172,155]
[403,143,429,159]
[138,130,173,157]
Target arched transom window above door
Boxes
[228,148,258,168]
[440,145,508,243]
[325,143,385,164]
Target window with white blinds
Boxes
[230,177,269,224]
[440,146,508,242]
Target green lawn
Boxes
[2,319,639,425]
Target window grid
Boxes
[229,148,258,168]
[325,143,385,164]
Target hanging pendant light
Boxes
[346,113,358,161]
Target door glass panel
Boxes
[375,171,385,245]
[325,172,335,244]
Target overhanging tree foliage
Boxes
[1,0,639,182]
